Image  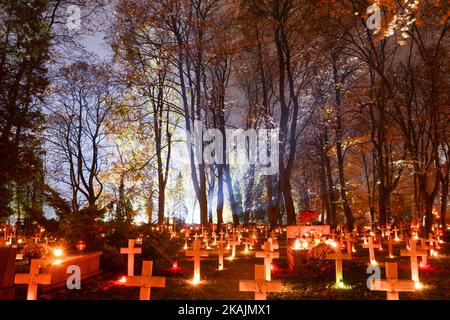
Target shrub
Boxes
[100,244,126,274]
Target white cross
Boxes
[392,227,400,241]
[214,240,228,270]
[400,239,427,283]
[345,232,356,255]
[325,247,352,286]
[242,238,253,254]
[369,262,417,300]
[362,236,380,265]
[120,239,142,276]
[185,239,209,283]
[256,242,279,281]
[14,259,51,300]
[125,260,165,300]
[417,238,432,267]
[267,237,279,252]
[427,233,438,248]
[211,232,217,246]
[203,233,211,249]
[387,235,395,258]
[230,234,240,258]
[239,264,282,300]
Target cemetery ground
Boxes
[16,240,450,300]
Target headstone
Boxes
[0,247,17,299]
[287,246,308,272]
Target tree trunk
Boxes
[378,186,388,226]
[267,175,279,227]
[333,61,354,230]
[243,164,255,225]
[440,175,448,229]
[324,147,337,226]
[319,156,331,224]
[157,189,165,225]
[424,196,434,236]
[281,174,296,225]
[224,165,240,225]
[217,165,224,224]
[198,163,209,225]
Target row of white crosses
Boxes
[120,239,166,300]
[123,225,438,301]
[184,227,259,281]
[361,226,445,296]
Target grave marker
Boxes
[239,265,282,300]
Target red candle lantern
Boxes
[76,240,86,252]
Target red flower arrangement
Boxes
[297,210,318,224]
